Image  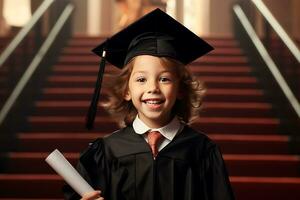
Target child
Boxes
[63,8,235,200]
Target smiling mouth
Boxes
[142,99,164,105]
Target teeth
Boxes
[145,100,161,104]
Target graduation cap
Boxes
[86,8,213,129]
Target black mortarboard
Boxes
[86,8,213,129]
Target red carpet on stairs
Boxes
[0,36,299,200]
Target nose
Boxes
[147,79,160,93]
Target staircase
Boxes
[0,36,299,200]
[0,36,12,106]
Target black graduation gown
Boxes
[63,125,235,200]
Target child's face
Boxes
[125,55,180,128]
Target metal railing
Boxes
[233,0,300,154]
[0,0,74,129]
[252,0,300,63]
[0,0,54,68]
[233,0,300,120]
[233,5,300,118]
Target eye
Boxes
[136,77,146,82]
[159,77,172,83]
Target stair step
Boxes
[0,199,62,200]
[224,154,300,177]
[203,102,273,117]
[57,55,249,65]
[231,176,300,200]
[1,174,299,199]
[208,47,244,55]
[67,37,240,48]
[26,116,118,132]
[0,174,64,198]
[34,101,274,117]
[13,133,290,154]
[46,75,259,89]
[25,116,280,134]
[52,64,253,76]
[209,134,290,154]
[62,46,244,56]
[0,199,61,200]
[205,88,267,102]
[46,75,258,83]
[47,75,259,89]
[0,152,78,174]
[14,132,105,152]
[193,117,280,134]
[1,153,299,177]
[40,87,267,102]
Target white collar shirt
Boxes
[132,115,183,151]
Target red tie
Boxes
[147,131,163,158]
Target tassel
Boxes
[86,50,107,130]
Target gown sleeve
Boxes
[203,143,235,200]
[62,138,110,200]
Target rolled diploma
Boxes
[45,149,94,197]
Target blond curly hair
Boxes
[101,57,206,127]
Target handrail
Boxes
[233,4,300,118]
[252,0,300,63]
[0,3,74,126]
[0,0,55,68]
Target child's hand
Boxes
[80,190,104,200]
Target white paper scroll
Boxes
[45,149,94,197]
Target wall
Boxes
[72,0,88,35]
[99,0,115,35]
[263,0,292,35]
[254,0,300,40]
[292,0,300,39]
[209,0,237,37]
[60,0,300,39]
[0,0,8,36]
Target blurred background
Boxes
[0,0,299,199]
[1,0,300,37]
[2,0,242,36]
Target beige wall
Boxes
[210,0,296,38]
[292,0,300,39]
[0,0,299,38]
[85,0,238,37]
[253,0,300,39]
[74,0,117,36]
[263,0,292,35]
[100,0,114,35]
[69,0,300,39]
[72,0,88,35]
[0,0,7,36]
[71,0,237,37]
[209,0,236,37]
